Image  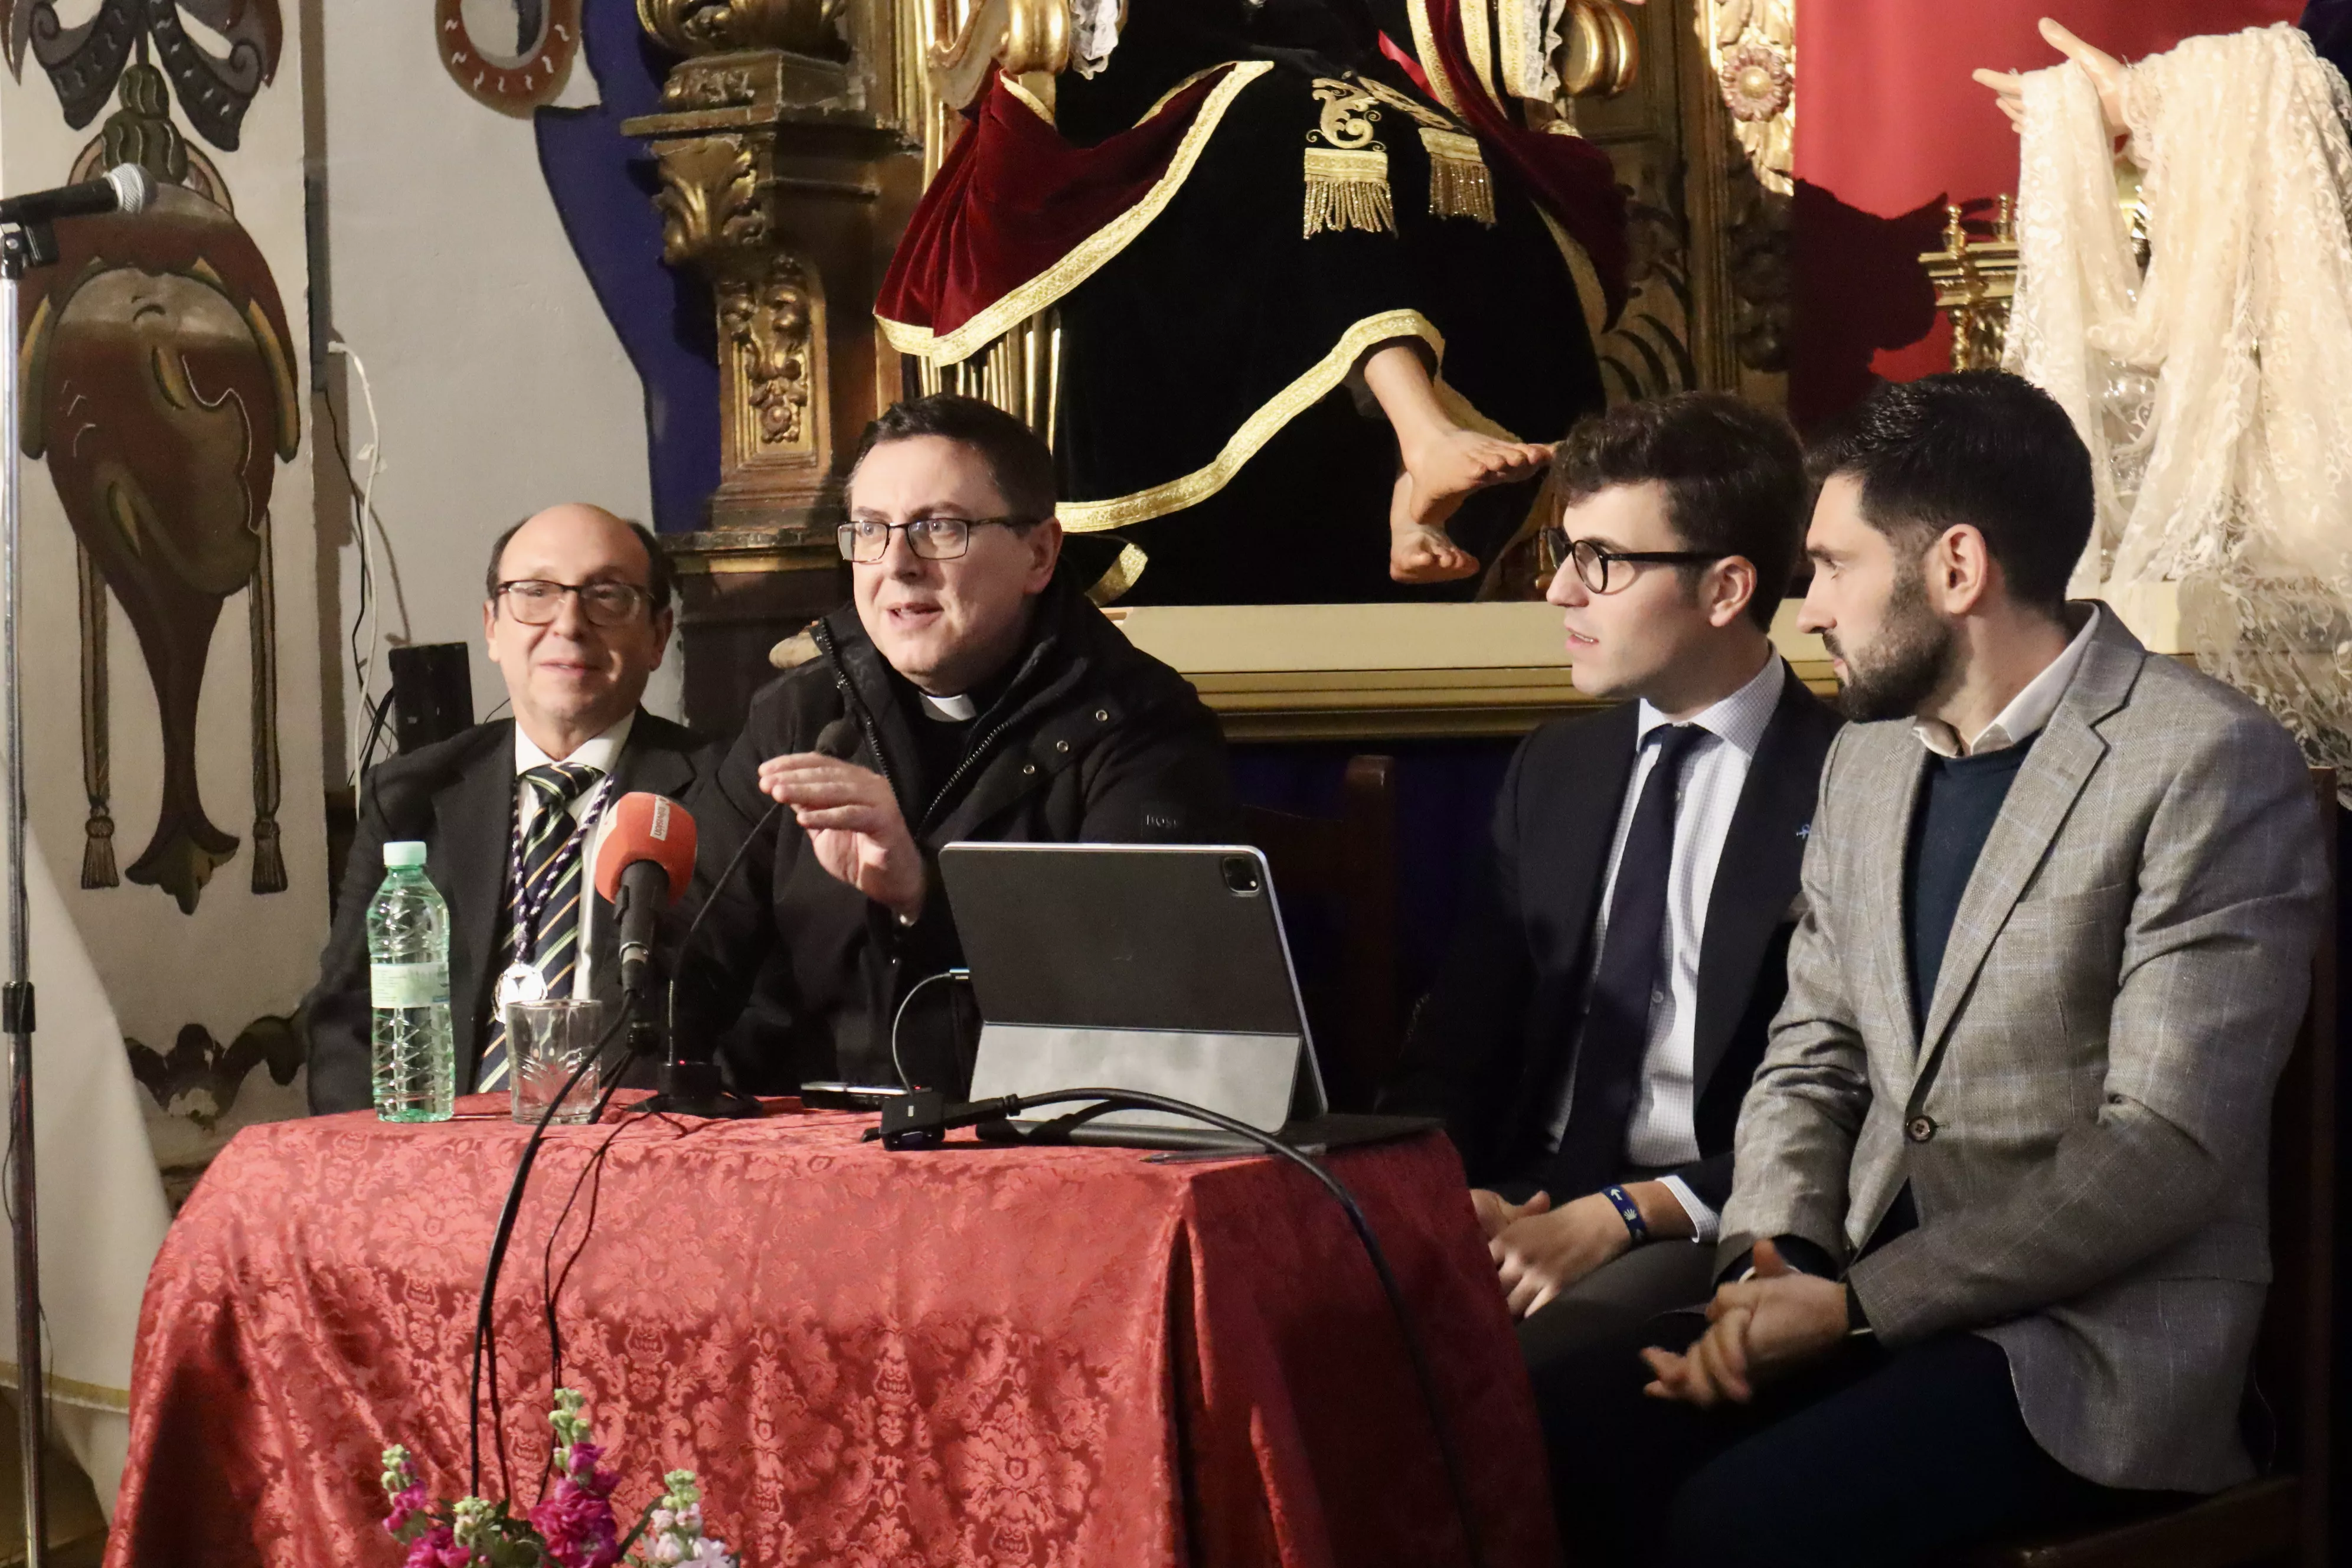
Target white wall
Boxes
[319,5,669,782]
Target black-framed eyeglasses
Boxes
[836,515,1026,564]
[494,579,654,627]
[1540,528,1725,594]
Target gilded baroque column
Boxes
[627,0,929,729]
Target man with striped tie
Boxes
[303,504,720,1113]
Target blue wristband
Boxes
[1602,1184,1649,1244]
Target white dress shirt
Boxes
[512,711,633,998]
[1545,651,1789,1243]
[1910,606,2099,758]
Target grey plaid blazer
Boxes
[1721,608,2328,1493]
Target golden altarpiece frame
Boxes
[625,0,1800,739]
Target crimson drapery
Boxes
[1791,0,2302,423]
[874,68,1237,349]
[106,1100,1560,1568]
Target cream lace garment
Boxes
[2007,24,2352,769]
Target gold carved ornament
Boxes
[929,0,1072,113]
[638,0,848,58]
[1917,198,2020,371]
[1556,0,1638,100]
[651,139,769,266]
[1696,0,1793,195]
[720,259,818,448]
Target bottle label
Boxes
[371,961,450,1010]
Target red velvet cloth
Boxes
[106,1099,1561,1567]
[1405,0,1629,319]
[874,68,1236,342]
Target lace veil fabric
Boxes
[2007,24,2352,769]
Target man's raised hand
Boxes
[758,753,926,920]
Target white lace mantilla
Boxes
[2007,24,2352,770]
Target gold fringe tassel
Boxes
[1419,128,1496,226]
[1303,146,1395,237]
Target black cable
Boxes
[662,797,783,1045]
[887,1088,1488,1568]
[317,388,376,757]
[466,1001,645,1497]
[538,1108,639,1471]
[888,967,968,1090]
[355,688,395,780]
[469,795,782,1493]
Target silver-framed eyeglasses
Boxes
[837,515,1024,564]
[495,579,654,627]
[1540,528,1726,594]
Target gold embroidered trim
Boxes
[1305,78,1395,237]
[1057,309,1519,533]
[1304,147,1396,236]
[1084,542,1150,603]
[1351,73,1459,131]
[1537,205,1612,338]
[1138,64,1234,125]
[877,61,1275,365]
[1419,127,1496,224]
[998,70,1054,122]
[1457,0,1500,106]
[1405,0,1472,123]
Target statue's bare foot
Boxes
[1389,471,1482,583]
[1388,430,1550,583]
[1399,427,1553,526]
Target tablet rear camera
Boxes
[1221,855,1262,896]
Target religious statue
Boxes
[877,0,1638,603]
[1980,15,2352,773]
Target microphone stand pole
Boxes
[0,217,56,1568]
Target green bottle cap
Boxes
[383,841,427,869]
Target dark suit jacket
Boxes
[303,711,719,1114]
[1381,663,1841,1211]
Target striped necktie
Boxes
[478,762,603,1091]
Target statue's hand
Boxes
[1973,17,2126,139]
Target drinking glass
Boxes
[505,998,606,1126]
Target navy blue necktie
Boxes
[1549,723,1705,1197]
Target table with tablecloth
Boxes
[104,1097,1562,1567]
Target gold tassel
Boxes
[1303,146,1396,237]
[1419,128,1496,226]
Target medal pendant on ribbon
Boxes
[496,962,550,1010]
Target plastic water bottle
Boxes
[368,841,455,1122]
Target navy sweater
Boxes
[1903,735,2038,1030]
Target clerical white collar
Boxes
[920,692,978,722]
[514,710,637,775]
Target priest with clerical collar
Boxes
[674,395,1237,1093]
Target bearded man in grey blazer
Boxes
[1537,371,2329,1568]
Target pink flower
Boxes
[402,1524,473,1568]
[383,1482,429,1534]
[528,1473,621,1568]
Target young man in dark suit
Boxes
[303,504,718,1113]
[1383,392,1840,1367]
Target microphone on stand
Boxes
[592,792,698,1002]
[0,164,155,226]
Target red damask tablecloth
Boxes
[106,1098,1561,1567]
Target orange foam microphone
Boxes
[593,792,698,999]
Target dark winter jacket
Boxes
[673,582,1237,1090]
